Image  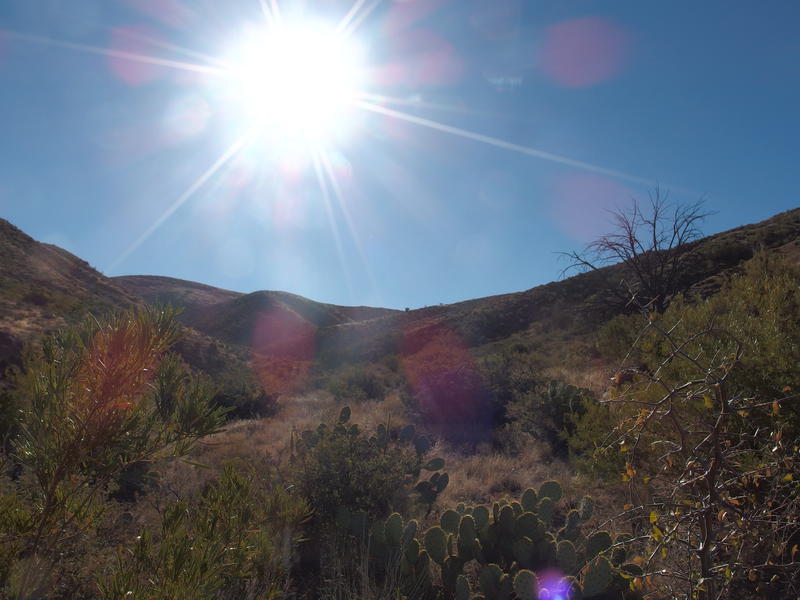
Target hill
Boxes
[2,208,799,385]
[0,218,140,373]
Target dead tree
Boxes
[562,189,712,313]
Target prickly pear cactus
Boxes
[582,556,613,598]
[364,481,628,600]
[513,569,538,600]
[538,480,563,502]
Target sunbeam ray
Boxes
[338,0,383,39]
[318,147,378,292]
[358,91,504,119]
[109,133,252,272]
[357,100,663,188]
[113,25,230,70]
[312,149,354,297]
[4,30,228,77]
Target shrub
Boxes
[506,379,591,456]
[326,364,388,403]
[100,465,309,599]
[0,306,226,594]
[596,253,800,598]
[292,407,448,524]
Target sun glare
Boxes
[224,22,364,146]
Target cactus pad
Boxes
[537,497,555,524]
[513,570,538,600]
[582,556,613,597]
[586,531,613,558]
[441,509,461,533]
[538,480,563,502]
[423,526,448,565]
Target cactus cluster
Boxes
[338,480,639,599]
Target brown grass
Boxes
[159,390,411,499]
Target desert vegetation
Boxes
[1,206,799,599]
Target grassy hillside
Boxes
[0,219,139,373]
[3,208,799,384]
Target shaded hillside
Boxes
[3,208,799,385]
[114,275,398,348]
[0,218,140,372]
[0,221,246,382]
[312,207,800,368]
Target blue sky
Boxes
[1,1,798,310]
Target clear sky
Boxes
[1,1,798,310]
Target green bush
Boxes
[506,380,591,456]
[326,363,390,403]
[592,253,800,598]
[100,465,309,599]
[292,408,447,524]
[0,306,226,595]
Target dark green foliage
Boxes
[100,466,309,599]
[507,380,591,456]
[209,356,278,420]
[0,307,227,594]
[292,408,447,523]
[326,363,392,402]
[590,254,800,598]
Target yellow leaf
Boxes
[661,546,667,559]
[725,567,732,579]
[783,474,793,482]
[652,525,664,542]
[649,511,658,524]
[703,395,714,409]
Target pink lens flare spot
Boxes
[125,0,194,29]
[400,323,492,444]
[108,25,167,86]
[251,305,317,397]
[551,173,633,243]
[541,17,630,89]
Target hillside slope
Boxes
[0,218,141,372]
[2,208,799,383]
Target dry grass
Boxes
[431,440,565,514]
[159,390,411,498]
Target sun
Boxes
[223,21,365,147]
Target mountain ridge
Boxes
[2,207,799,381]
